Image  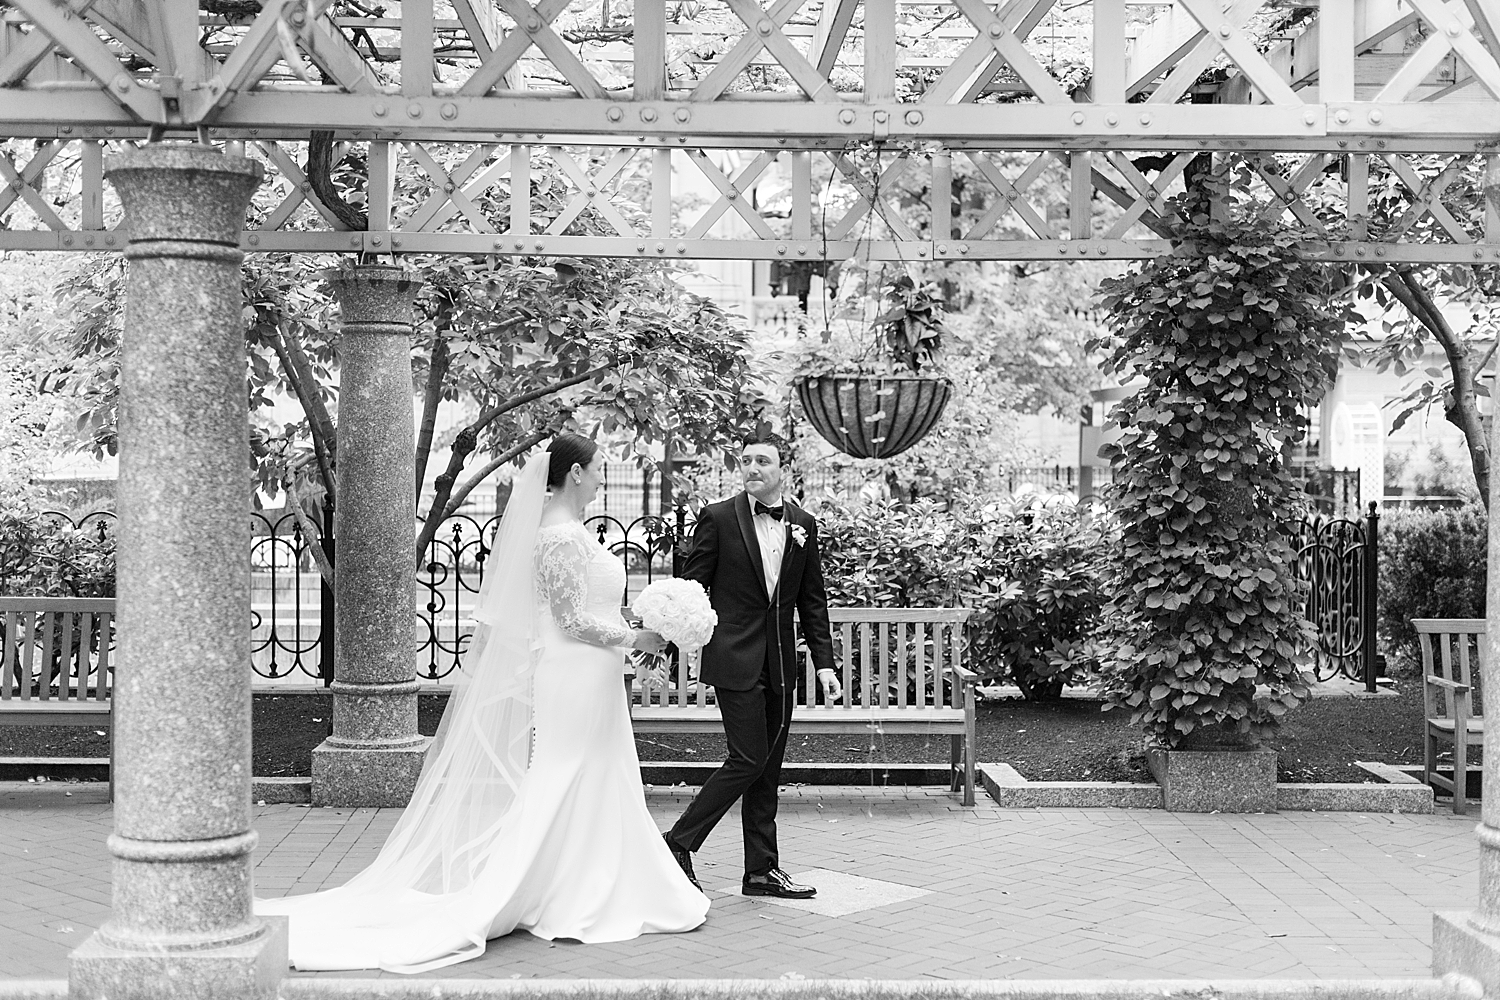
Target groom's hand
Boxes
[816,668,843,704]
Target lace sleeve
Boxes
[534,527,634,648]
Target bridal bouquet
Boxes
[632,578,718,652]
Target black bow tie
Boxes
[753,500,784,520]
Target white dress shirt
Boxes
[750,494,787,597]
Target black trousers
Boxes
[666,663,795,876]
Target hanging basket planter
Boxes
[795,374,952,459]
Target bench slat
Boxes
[18,612,36,702]
[839,621,852,712]
[896,621,908,709]
[2,610,15,700]
[58,611,79,702]
[96,612,115,702]
[0,597,116,612]
[38,610,56,702]
[878,621,890,709]
[828,608,971,623]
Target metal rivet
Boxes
[373,103,389,117]
[1304,110,1318,126]
[1355,246,1365,256]
[1105,113,1119,127]
[1218,25,1231,37]
[1375,248,1386,257]
[937,244,948,254]
[527,16,541,30]
[112,75,131,93]
[248,235,260,246]
[105,127,115,135]
[1334,245,1344,256]
[1058,245,1068,255]
[440,102,458,120]
[1072,111,1085,125]
[726,190,737,200]
[1338,139,1348,147]
[637,244,646,252]
[62,235,72,246]
[1098,245,1108,255]
[839,109,856,125]
[392,238,402,248]
[536,241,544,250]
[917,247,927,257]
[514,240,524,249]
[60,126,72,134]
[656,243,666,253]
[1336,109,1351,124]
[988,22,1003,37]
[776,244,787,255]
[371,236,384,246]
[905,110,923,126]
[1369,110,1383,124]
[104,235,114,246]
[1448,22,1462,36]
[757,19,772,35]
[797,245,807,255]
[587,186,597,197]
[1476,249,1484,259]
[679,137,688,143]
[407,103,422,119]
[84,236,93,246]
[874,110,889,123]
[607,107,623,122]
[777,137,786,144]
[641,108,657,122]
[677,243,686,253]
[1139,113,1152,126]
[958,243,969,254]
[675,108,690,123]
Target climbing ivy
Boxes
[1091,191,1353,748]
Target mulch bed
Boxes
[0,680,1438,784]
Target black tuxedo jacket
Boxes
[680,492,836,693]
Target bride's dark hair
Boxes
[546,433,599,488]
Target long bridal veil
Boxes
[257,451,551,972]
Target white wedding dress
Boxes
[256,496,708,973]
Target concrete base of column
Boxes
[70,916,287,1000]
[1433,912,1500,995]
[311,739,430,807]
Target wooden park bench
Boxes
[0,597,116,797]
[630,607,977,805]
[1414,618,1485,814]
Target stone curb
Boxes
[979,763,1436,813]
[0,978,1479,1000]
[270,977,1475,1000]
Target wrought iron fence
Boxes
[1289,503,1380,689]
[13,499,1382,690]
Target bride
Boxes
[256,434,710,973]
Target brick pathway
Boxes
[0,782,1478,983]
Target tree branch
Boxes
[284,466,335,588]
[446,430,551,518]
[307,130,368,232]
[269,324,338,501]
[412,364,614,566]
[1386,267,1490,507]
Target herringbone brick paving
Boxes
[0,782,1478,982]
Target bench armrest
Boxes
[1427,675,1472,694]
[948,664,978,685]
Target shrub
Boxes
[812,494,1111,699]
[1091,190,1350,748]
[1377,503,1486,673]
[0,505,116,597]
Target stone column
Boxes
[1434,251,1500,993]
[70,145,286,999]
[310,265,429,807]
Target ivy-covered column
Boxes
[70,143,286,1000]
[310,264,429,808]
[1432,377,1500,989]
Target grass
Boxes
[0,679,1437,784]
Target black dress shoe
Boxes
[663,834,702,892]
[743,868,816,899]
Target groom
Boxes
[663,434,843,898]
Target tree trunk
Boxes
[1382,268,1491,509]
[415,332,450,507]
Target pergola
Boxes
[9,2,1500,997]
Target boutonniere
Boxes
[789,523,808,548]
